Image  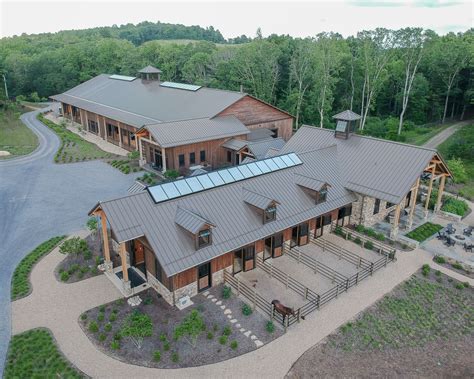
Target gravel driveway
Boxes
[0,107,138,373]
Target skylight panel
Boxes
[272,156,287,169]
[247,162,263,175]
[185,177,204,192]
[109,74,136,81]
[217,169,235,184]
[237,165,253,178]
[264,158,279,171]
[280,154,295,167]
[196,175,214,189]
[228,167,245,181]
[255,160,271,173]
[207,172,225,186]
[160,81,201,91]
[148,185,168,203]
[161,182,181,199]
[174,180,192,196]
[288,153,303,165]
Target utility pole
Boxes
[2,74,8,100]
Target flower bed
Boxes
[79,285,282,368]
[406,222,443,243]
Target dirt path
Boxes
[423,121,470,149]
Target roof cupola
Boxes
[333,110,361,140]
[138,65,162,82]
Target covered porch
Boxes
[136,129,168,173]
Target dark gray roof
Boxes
[248,138,285,160]
[50,74,246,127]
[242,188,279,210]
[221,138,248,151]
[144,116,249,148]
[95,146,354,276]
[333,110,361,121]
[281,126,437,204]
[139,65,162,74]
[175,207,214,234]
[294,173,326,192]
[247,128,275,141]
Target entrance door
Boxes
[299,223,309,246]
[233,249,243,274]
[291,226,298,248]
[154,150,163,170]
[272,233,283,257]
[405,191,412,208]
[198,262,211,292]
[264,237,272,261]
[243,245,255,271]
[315,216,324,238]
[131,241,146,278]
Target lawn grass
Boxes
[0,105,38,158]
[406,222,443,242]
[334,271,473,351]
[403,122,454,146]
[4,328,84,378]
[438,123,474,200]
[37,113,115,163]
[11,236,66,300]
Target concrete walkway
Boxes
[11,234,473,379]
[423,121,469,149]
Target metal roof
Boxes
[248,137,285,160]
[144,116,249,148]
[294,173,326,192]
[175,207,215,234]
[242,188,279,210]
[94,145,354,277]
[50,74,246,127]
[139,65,162,74]
[281,126,437,204]
[333,110,361,121]
[247,128,275,141]
[221,138,248,151]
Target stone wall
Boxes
[174,281,198,302]
[146,272,174,305]
[352,193,398,227]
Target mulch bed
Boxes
[55,234,102,283]
[287,269,474,378]
[79,284,283,368]
[433,257,474,279]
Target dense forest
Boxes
[0,22,472,138]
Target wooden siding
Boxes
[211,252,233,272]
[173,267,197,289]
[255,239,264,253]
[218,96,293,141]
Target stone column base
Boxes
[390,226,399,239]
[423,209,429,220]
[122,280,132,296]
[103,260,113,273]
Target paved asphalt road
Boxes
[0,108,138,373]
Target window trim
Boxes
[263,205,277,224]
[196,228,212,249]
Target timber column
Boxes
[423,165,436,220]
[407,178,420,230]
[100,212,113,273]
[434,175,446,212]
[390,203,402,239]
[119,242,132,295]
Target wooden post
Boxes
[424,165,436,216]
[270,303,275,320]
[304,287,308,300]
[103,116,108,142]
[161,147,167,173]
[390,203,402,239]
[117,122,123,148]
[119,242,128,282]
[407,178,420,229]
[100,212,111,264]
[253,287,257,310]
[138,137,144,166]
[435,175,446,212]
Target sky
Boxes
[1,0,472,39]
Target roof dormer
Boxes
[294,173,330,204]
[175,207,215,250]
[242,188,279,224]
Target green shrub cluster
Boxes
[138,172,159,185]
[434,256,446,264]
[222,285,232,299]
[109,159,133,174]
[242,303,253,316]
[11,236,66,300]
[441,197,469,217]
[406,222,443,242]
[355,224,386,242]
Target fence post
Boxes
[317,294,320,309]
[237,278,240,296]
[298,249,301,264]
[286,273,289,289]
[358,257,361,268]
[338,246,342,260]
[345,231,348,240]
[297,309,301,323]
[270,303,275,320]
[304,287,308,300]
[385,252,388,267]
[370,262,374,276]
[346,278,349,292]
[355,271,359,285]
[253,287,257,310]
[336,284,339,298]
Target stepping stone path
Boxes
[202,291,264,348]
[127,295,142,307]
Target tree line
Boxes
[1,23,472,138]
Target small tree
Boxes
[447,158,468,184]
[164,169,180,180]
[121,310,153,349]
[59,237,86,255]
[86,217,98,240]
[173,310,205,348]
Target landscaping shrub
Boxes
[60,271,70,282]
[171,352,179,363]
[421,264,430,276]
[163,341,170,351]
[266,321,275,333]
[223,326,232,336]
[441,197,469,217]
[173,309,205,348]
[59,237,87,255]
[355,224,365,233]
[435,270,441,276]
[86,217,98,233]
[451,262,463,270]
[354,237,362,245]
[104,323,112,332]
[164,169,180,180]
[99,333,106,342]
[207,332,214,339]
[219,335,228,345]
[242,304,253,316]
[455,283,465,290]
[11,236,66,300]
[109,313,117,322]
[365,241,374,250]
[153,350,161,362]
[463,282,470,288]
[121,310,153,349]
[230,340,238,350]
[97,313,105,322]
[80,313,87,321]
[143,297,153,305]
[222,285,232,299]
[375,233,386,241]
[406,222,443,242]
[159,333,167,342]
[434,256,446,264]
[89,321,99,333]
[114,333,122,341]
[111,340,120,350]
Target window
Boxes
[190,152,196,165]
[263,205,277,223]
[270,128,278,138]
[197,229,212,249]
[87,120,98,134]
[373,199,381,214]
[200,150,206,162]
[386,202,394,209]
[316,187,328,204]
[178,154,185,167]
[299,222,309,236]
[227,150,232,163]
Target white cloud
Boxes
[1,0,472,39]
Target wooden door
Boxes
[198,262,211,292]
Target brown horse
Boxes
[271,300,305,323]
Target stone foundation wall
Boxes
[174,281,198,302]
[146,272,174,305]
[352,193,398,227]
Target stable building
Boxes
[88,111,451,305]
[51,66,293,173]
